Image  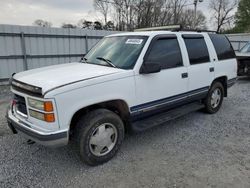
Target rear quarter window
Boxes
[209,34,235,60]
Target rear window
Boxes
[183,35,210,65]
[209,34,235,60]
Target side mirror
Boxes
[140,62,161,74]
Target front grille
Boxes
[14,94,27,115]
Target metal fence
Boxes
[1,25,249,81]
[0,24,118,80]
[226,33,250,51]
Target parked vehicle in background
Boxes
[6,28,237,166]
[236,41,250,76]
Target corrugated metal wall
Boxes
[0,24,118,80]
[1,25,249,80]
[226,33,250,51]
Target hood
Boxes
[13,63,122,95]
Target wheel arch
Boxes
[212,76,228,97]
[69,99,131,138]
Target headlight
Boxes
[28,98,53,112]
[28,98,44,110]
[28,98,55,122]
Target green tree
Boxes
[93,21,103,30]
[33,19,52,27]
[77,19,93,29]
[105,21,115,30]
[235,0,250,32]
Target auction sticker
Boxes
[126,39,143,44]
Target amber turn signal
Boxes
[44,113,55,122]
[44,101,53,112]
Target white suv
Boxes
[6,30,237,165]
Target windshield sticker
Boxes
[126,39,143,45]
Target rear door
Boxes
[182,34,215,99]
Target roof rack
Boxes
[173,28,218,33]
[134,25,181,32]
[134,25,219,34]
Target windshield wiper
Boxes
[96,57,117,68]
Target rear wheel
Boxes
[72,109,124,166]
[204,82,224,114]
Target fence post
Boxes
[85,34,89,53]
[20,32,28,70]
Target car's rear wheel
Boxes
[204,82,224,114]
[72,109,124,166]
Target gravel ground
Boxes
[0,79,250,188]
[0,85,11,136]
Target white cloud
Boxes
[0,0,99,27]
[0,0,237,29]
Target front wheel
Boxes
[72,109,124,166]
[204,82,224,114]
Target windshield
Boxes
[84,35,148,69]
[240,42,250,53]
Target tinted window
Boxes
[146,38,183,69]
[183,36,210,65]
[209,34,235,60]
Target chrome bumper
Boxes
[6,108,68,147]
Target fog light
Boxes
[29,109,55,122]
[29,109,44,121]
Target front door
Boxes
[132,35,188,120]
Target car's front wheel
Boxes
[204,82,224,114]
[73,109,124,166]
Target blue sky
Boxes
[0,0,235,29]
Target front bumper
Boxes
[6,108,68,147]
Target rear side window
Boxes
[209,34,235,60]
[183,35,210,65]
[146,37,183,69]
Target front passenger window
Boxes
[146,38,183,69]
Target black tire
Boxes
[72,109,124,166]
[204,82,224,114]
